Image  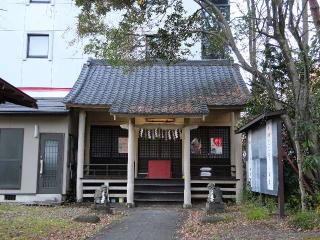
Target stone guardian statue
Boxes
[93,185,111,213]
[206,183,225,214]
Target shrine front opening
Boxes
[138,129,183,179]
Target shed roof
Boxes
[64,59,250,116]
[0,98,68,115]
[236,110,285,133]
[0,78,37,108]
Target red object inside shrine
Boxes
[148,160,172,179]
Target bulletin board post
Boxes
[277,121,285,218]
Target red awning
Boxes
[0,78,38,108]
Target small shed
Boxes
[237,111,285,217]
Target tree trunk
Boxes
[308,0,320,42]
[247,0,257,81]
[302,0,309,47]
[309,130,320,157]
[295,123,307,211]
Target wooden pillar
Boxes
[277,120,285,218]
[76,110,86,202]
[235,133,243,203]
[183,126,192,208]
[127,118,135,207]
[134,128,139,178]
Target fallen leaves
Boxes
[178,204,320,240]
[0,204,125,240]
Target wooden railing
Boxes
[83,164,127,178]
[83,163,235,179]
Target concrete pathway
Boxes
[90,207,182,240]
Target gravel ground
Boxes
[178,205,320,240]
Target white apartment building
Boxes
[0,1,230,97]
[0,0,87,97]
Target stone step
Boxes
[134,185,184,192]
[134,194,183,202]
[134,198,183,202]
[134,190,184,194]
[134,191,184,202]
[134,179,184,185]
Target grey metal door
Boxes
[38,133,64,194]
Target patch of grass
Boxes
[288,211,320,230]
[0,209,75,240]
[242,204,270,221]
[264,197,278,213]
[0,204,123,240]
[0,204,15,212]
[0,204,81,240]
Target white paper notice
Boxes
[248,130,253,185]
[266,120,274,190]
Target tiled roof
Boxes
[0,98,68,115]
[64,59,250,116]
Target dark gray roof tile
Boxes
[0,98,68,114]
[64,59,250,115]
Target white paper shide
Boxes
[266,120,274,190]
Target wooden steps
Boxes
[134,179,184,203]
